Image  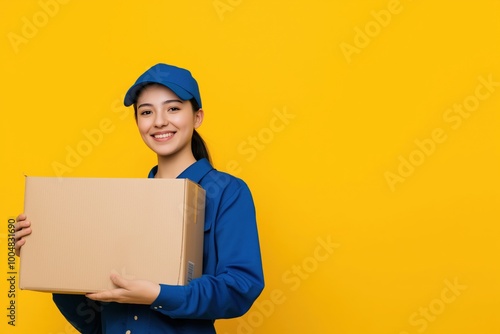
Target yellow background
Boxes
[1,0,499,333]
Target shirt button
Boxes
[125,330,131,334]
[159,306,163,309]
[134,315,138,321]
[153,306,158,310]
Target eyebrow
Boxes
[137,99,183,109]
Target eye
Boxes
[140,110,152,116]
[168,106,180,112]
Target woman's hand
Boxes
[86,274,161,305]
[14,213,31,256]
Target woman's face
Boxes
[135,84,203,159]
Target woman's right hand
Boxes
[14,213,31,256]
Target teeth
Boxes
[154,133,174,139]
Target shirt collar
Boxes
[147,158,214,183]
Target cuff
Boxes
[150,284,186,313]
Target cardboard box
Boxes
[20,176,205,294]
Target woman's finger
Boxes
[110,274,128,289]
[16,213,26,222]
[15,238,26,256]
[15,227,31,240]
[15,220,30,232]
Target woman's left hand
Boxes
[86,274,161,305]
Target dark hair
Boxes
[133,89,211,163]
[189,98,212,163]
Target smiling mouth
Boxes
[153,132,175,139]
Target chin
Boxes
[151,148,177,157]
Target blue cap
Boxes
[124,63,202,107]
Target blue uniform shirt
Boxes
[53,158,264,333]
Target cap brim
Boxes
[124,81,194,107]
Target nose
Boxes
[154,111,169,127]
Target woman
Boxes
[14,63,265,333]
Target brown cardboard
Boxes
[20,176,205,294]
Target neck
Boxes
[155,151,196,179]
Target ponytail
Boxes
[189,98,211,163]
[192,129,211,163]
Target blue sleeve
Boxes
[150,180,264,319]
[53,294,102,334]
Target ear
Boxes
[194,108,204,129]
